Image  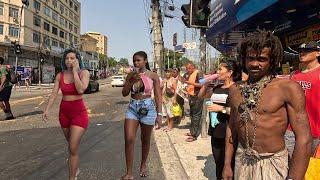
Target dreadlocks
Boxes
[239,30,283,77]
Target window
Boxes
[59,30,65,38]
[60,42,65,49]
[52,0,58,8]
[60,4,64,14]
[0,4,4,15]
[9,7,19,18]
[44,6,50,16]
[9,26,19,37]
[74,26,77,34]
[33,32,40,43]
[33,1,40,11]
[74,5,78,12]
[74,37,78,44]
[52,39,58,47]
[52,26,58,35]
[69,22,73,32]
[69,10,72,19]
[74,16,78,23]
[0,24,3,34]
[44,21,50,31]
[59,17,65,27]
[69,1,73,8]
[65,9,68,17]
[33,15,41,26]
[52,11,58,21]
[69,33,73,43]
[43,36,50,47]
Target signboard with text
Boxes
[207,0,278,37]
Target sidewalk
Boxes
[154,116,216,180]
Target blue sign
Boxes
[207,0,278,37]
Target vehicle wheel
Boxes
[85,85,91,94]
[112,85,114,87]
[96,85,99,92]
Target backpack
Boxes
[6,68,18,84]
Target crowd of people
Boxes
[0,29,311,180]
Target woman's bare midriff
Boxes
[62,95,83,101]
[131,93,151,100]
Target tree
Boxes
[99,53,107,70]
[107,57,118,68]
[163,48,188,69]
[118,58,129,66]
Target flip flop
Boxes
[185,136,197,142]
[184,132,192,136]
[120,176,134,180]
[139,171,148,178]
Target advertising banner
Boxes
[207,0,278,37]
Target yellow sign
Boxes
[286,24,320,46]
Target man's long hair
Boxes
[239,30,283,77]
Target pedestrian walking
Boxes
[162,69,177,131]
[172,67,185,121]
[222,30,312,180]
[14,72,21,90]
[42,49,90,180]
[182,61,203,142]
[198,59,241,179]
[0,57,14,120]
[121,51,162,180]
[285,41,320,158]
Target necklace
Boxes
[239,76,272,159]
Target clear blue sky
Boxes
[80,0,218,64]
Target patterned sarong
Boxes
[234,144,289,180]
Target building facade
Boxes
[85,32,108,56]
[0,0,81,83]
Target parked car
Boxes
[85,75,99,94]
[111,75,125,87]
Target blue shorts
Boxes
[125,98,157,125]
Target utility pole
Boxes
[151,0,164,76]
[199,29,207,74]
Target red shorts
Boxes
[59,99,89,129]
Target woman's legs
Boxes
[211,137,225,180]
[139,123,154,176]
[122,119,139,179]
[68,126,86,180]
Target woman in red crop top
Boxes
[42,49,90,180]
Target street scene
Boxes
[0,0,319,180]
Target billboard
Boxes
[207,0,278,37]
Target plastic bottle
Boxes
[199,74,219,84]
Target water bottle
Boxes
[199,74,219,85]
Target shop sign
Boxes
[286,24,320,46]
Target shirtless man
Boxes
[222,30,312,180]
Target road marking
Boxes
[11,96,44,106]
[88,113,105,117]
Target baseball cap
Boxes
[297,41,320,52]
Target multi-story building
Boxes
[85,32,108,56]
[0,0,81,82]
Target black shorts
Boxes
[0,86,12,101]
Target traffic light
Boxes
[191,0,211,28]
[15,44,21,54]
[22,0,29,6]
[181,4,191,27]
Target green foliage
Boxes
[118,58,129,66]
[163,49,189,69]
[107,57,118,68]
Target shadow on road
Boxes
[15,110,44,118]
[197,154,216,179]
[116,101,129,105]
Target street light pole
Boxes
[14,4,25,74]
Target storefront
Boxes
[206,0,320,72]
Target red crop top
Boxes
[60,72,80,95]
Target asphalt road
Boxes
[0,84,165,180]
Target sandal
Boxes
[185,136,197,142]
[139,171,148,178]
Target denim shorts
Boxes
[125,98,157,125]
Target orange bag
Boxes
[305,144,320,180]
